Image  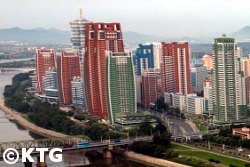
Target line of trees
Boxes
[152,97,185,119]
[203,128,250,149]
[4,73,170,141]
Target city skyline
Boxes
[1,0,250,38]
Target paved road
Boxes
[150,111,198,137]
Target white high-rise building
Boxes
[190,64,207,93]
[204,80,213,115]
[152,42,162,71]
[70,9,90,111]
[71,77,85,107]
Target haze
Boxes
[1,0,250,38]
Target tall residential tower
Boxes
[106,51,136,124]
[57,52,81,105]
[70,9,89,110]
[85,23,124,119]
[161,42,191,95]
[212,35,247,122]
[35,49,56,94]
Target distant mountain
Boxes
[231,26,250,41]
[0,27,70,44]
[0,27,220,45]
[122,31,164,47]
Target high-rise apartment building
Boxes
[135,43,162,75]
[135,44,154,75]
[42,68,59,103]
[141,71,158,108]
[71,77,85,107]
[161,42,191,95]
[106,51,136,124]
[212,35,247,122]
[190,64,207,93]
[36,49,56,94]
[70,9,90,110]
[57,52,81,105]
[241,56,250,77]
[85,23,124,119]
[204,80,213,115]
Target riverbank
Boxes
[125,151,190,167]
[0,99,69,139]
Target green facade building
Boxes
[106,51,137,124]
[212,35,247,123]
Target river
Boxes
[0,69,150,167]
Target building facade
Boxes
[186,95,204,115]
[106,51,136,124]
[141,71,158,108]
[42,68,59,103]
[204,80,213,115]
[36,49,56,94]
[212,35,247,122]
[135,44,154,75]
[57,52,81,105]
[190,64,207,93]
[85,23,124,119]
[70,9,89,110]
[202,54,213,70]
[161,42,191,95]
[71,77,85,107]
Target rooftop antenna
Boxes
[80,8,83,19]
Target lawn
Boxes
[176,150,249,167]
[169,143,191,150]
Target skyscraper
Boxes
[42,68,59,103]
[85,23,124,119]
[106,51,136,124]
[57,52,81,105]
[70,9,90,110]
[135,43,161,75]
[141,71,158,108]
[190,64,207,93]
[204,80,213,115]
[135,44,154,75]
[71,77,85,107]
[35,49,56,94]
[161,42,191,95]
[212,35,247,122]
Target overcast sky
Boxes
[1,0,250,38]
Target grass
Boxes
[169,143,191,150]
[176,150,249,167]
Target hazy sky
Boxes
[1,0,250,37]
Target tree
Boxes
[154,122,167,134]
[138,122,153,136]
[153,131,171,147]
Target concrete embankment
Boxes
[125,151,190,167]
[0,99,68,138]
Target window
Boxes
[117,32,121,39]
[99,32,105,39]
[90,32,94,39]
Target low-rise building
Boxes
[186,95,204,115]
[232,127,250,139]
